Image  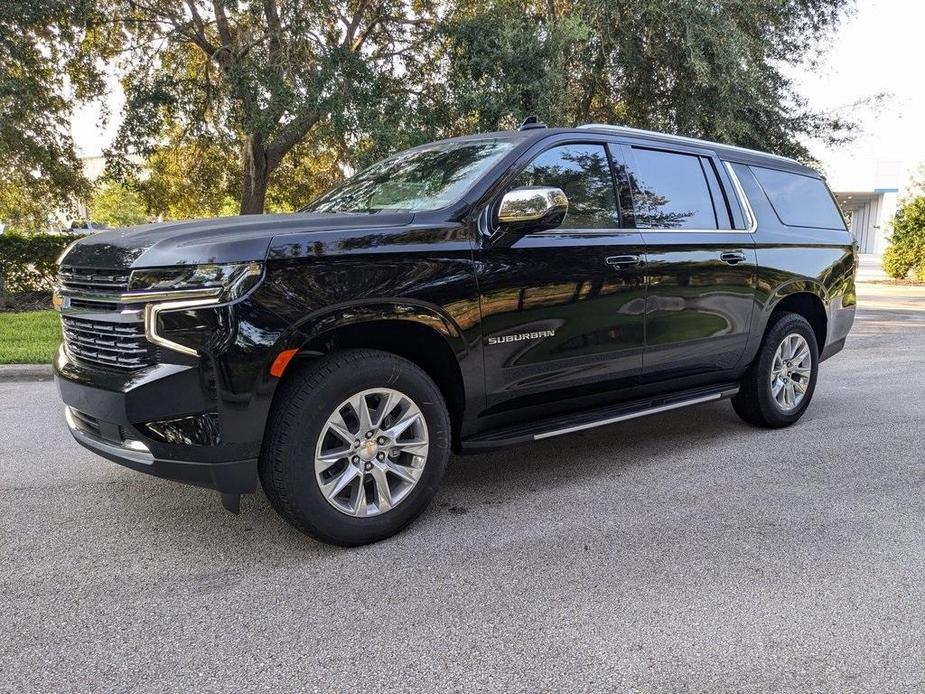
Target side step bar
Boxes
[461,383,740,452]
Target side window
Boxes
[511,143,619,229]
[628,148,718,230]
[749,165,846,230]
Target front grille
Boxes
[61,315,155,370]
[59,266,130,293]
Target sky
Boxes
[71,0,925,194]
[790,0,925,194]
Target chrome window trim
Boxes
[144,297,221,357]
[723,161,758,232]
[577,123,801,167]
[630,164,756,235]
[637,229,755,234]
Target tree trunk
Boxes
[240,134,270,215]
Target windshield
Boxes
[303,138,516,214]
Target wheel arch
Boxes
[271,302,469,444]
[766,283,828,350]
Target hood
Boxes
[60,211,415,269]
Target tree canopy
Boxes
[0,0,110,230]
[2,0,858,222]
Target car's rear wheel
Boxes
[260,349,450,546]
[732,312,820,428]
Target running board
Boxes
[461,383,740,451]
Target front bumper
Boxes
[55,346,260,494]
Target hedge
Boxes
[883,195,925,281]
[0,233,73,295]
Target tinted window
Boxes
[750,166,845,229]
[511,143,619,229]
[629,148,718,229]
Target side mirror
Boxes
[497,186,569,235]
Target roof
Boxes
[574,123,815,175]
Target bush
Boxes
[883,195,925,280]
[0,233,73,296]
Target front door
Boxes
[476,140,647,413]
[617,143,757,381]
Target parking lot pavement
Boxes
[2,278,924,694]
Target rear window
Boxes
[750,166,845,230]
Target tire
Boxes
[260,349,451,546]
[732,312,820,428]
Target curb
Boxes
[0,364,54,382]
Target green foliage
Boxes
[99,0,856,216]
[419,0,858,163]
[0,311,60,364]
[0,233,72,294]
[87,182,149,227]
[0,0,111,228]
[883,193,925,280]
[101,0,439,213]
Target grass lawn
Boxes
[0,310,60,364]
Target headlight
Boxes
[128,262,263,301]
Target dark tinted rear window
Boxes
[750,166,845,229]
[628,148,718,230]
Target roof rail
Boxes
[576,123,801,166]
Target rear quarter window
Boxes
[750,165,846,230]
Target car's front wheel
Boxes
[732,312,820,428]
[260,349,450,546]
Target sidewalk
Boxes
[857,254,887,283]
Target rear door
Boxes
[476,138,647,412]
[615,142,757,381]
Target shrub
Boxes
[0,233,72,295]
[883,195,925,280]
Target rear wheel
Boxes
[732,312,819,428]
[260,349,450,546]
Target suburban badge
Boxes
[487,329,556,345]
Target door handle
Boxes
[720,251,747,265]
[605,255,642,268]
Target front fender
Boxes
[292,299,467,349]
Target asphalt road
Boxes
[2,267,924,692]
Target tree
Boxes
[0,0,109,230]
[130,131,344,220]
[87,181,149,227]
[422,0,858,162]
[102,0,857,216]
[104,0,435,215]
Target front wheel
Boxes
[260,349,450,546]
[732,312,820,428]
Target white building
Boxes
[832,189,898,254]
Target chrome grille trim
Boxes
[61,315,155,369]
[57,286,222,304]
[56,266,224,367]
[59,266,130,292]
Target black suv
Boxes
[54,123,857,545]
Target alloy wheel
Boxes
[770,333,812,411]
[314,388,429,517]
